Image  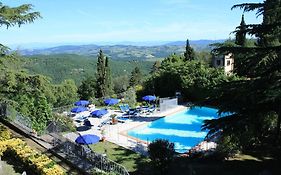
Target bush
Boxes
[0,124,11,141]
[148,139,175,174]
[215,135,241,159]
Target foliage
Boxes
[31,93,52,133]
[0,138,65,175]
[23,54,154,84]
[54,79,78,107]
[129,66,142,87]
[0,2,41,55]
[105,56,114,96]
[77,76,96,100]
[52,113,76,132]
[148,139,175,174]
[113,75,129,94]
[96,50,113,97]
[143,54,233,101]
[0,124,11,141]
[201,0,281,156]
[235,15,247,46]
[119,87,137,107]
[183,39,196,61]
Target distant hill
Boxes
[18,40,224,61]
[23,54,153,84]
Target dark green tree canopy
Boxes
[202,0,281,152]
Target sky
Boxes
[1,0,263,48]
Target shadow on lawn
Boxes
[111,146,153,175]
[167,156,281,175]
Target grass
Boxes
[89,141,152,174]
[90,141,281,175]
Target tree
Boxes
[96,50,113,98]
[151,60,161,73]
[31,93,52,132]
[96,50,106,98]
[104,56,113,96]
[78,76,96,100]
[129,66,142,87]
[202,0,281,152]
[55,79,78,107]
[183,39,195,61]
[235,14,247,46]
[113,75,129,94]
[0,2,41,55]
[148,139,175,175]
[143,54,231,100]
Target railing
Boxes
[54,139,129,175]
[0,103,130,175]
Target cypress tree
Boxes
[96,50,113,97]
[104,56,113,96]
[96,50,106,98]
[235,14,247,46]
[183,39,195,61]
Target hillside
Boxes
[18,40,223,61]
[23,54,153,84]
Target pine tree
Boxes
[202,0,281,149]
[183,39,195,61]
[0,2,40,55]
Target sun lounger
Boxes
[119,104,138,116]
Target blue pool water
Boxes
[128,106,220,153]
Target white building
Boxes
[212,53,234,74]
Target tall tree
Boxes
[235,14,247,46]
[96,50,106,97]
[104,56,113,96]
[203,0,281,151]
[96,50,112,97]
[183,39,195,61]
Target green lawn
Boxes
[90,141,281,175]
[89,141,152,174]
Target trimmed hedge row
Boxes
[0,125,65,175]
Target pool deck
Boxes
[64,105,187,155]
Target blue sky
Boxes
[1,0,263,47]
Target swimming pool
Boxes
[128,106,220,153]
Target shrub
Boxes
[0,138,65,175]
[0,124,11,141]
[148,139,175,174]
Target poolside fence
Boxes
[159,97,178,112]
[53,139,130,175]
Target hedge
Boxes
[0,124,65,175]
